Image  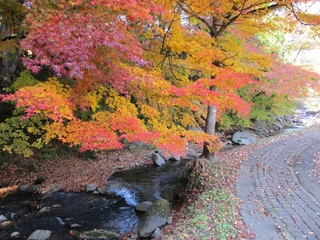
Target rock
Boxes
[253,120,270,136]
[21,185,40,195]
[28,185,41,194]
[232,130,259,145]
[39,205,60,214]
[27,202,41,211]
[0,214,7,223]
[34,177,45,185]
[270,122,283,130]
[167,216,173,225]
[15,159,38,172]
[127,141,148,151]
[168,153,181,161]
[97,186,108,195]
[56,217,65,225]
[85,184,97,192]
[138,199,170,238]
[78,229,120,239]
[27,229,52,240]
[41,184,62,196]
[158,152,169,161]
[70,223,82,229]
[16,159,30,168]
[130,233,139,239]
[254,120,268,129]
[131,224,139,234]
[9,213,15,220]
[0,220,11,227]
[0,52,21,90]
[185,142,202,159]
[39,207,50,214]
[306,110,317,116]
[284,123,296,129]
[18,184,30,192]
[80,151,97,160]
[10,231,20,239]
[117,165,124,170]
[126,152,134,158]
[152,153,165,167]
[171,186,186,203]
[135,201,153,212]
[151,228,162,239]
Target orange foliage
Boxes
[1,0,320,157]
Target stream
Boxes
[0,159,189,240]
[0,107,319,240]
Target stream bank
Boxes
[0,107,319,240]
[0,159,190,240]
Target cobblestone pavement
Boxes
[236,126,320,240]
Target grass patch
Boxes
[162,159,254,240]
[162,127,315,239]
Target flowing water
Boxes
[0,159,189,240]
[1,108,318,240]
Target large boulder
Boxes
[232,130,259,145]
[152,152,165,167]
[185,142,203,159]
[254,120,270,136]
[138,199,170,238]
[135,201,153,212]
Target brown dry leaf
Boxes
[0,148,152,195]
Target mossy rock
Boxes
[78,229,120,240]
[138,199,170,238]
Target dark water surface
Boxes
[0,159,189,240]
[2,109,314,239]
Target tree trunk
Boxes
[0,52,21,90]
[201,105,219,163]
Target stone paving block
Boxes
[236,126,320,239]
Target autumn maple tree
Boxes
[0,0,218,157]
[1,0,320,160]
[144,0,320,160]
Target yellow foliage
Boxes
[105,89,138,116]
[45,77,70,98]
[91,111,110,123]
[8,0,318,157]
[84,86,105,112]
[178,112,198,128]
[169,22,186,54]
[43,122,66,144]
[141,104,160,120]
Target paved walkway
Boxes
[236,126,320,240]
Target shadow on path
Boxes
[236,125,320,240]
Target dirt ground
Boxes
[0,148,153,197]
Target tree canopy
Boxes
[1,0,320,158]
